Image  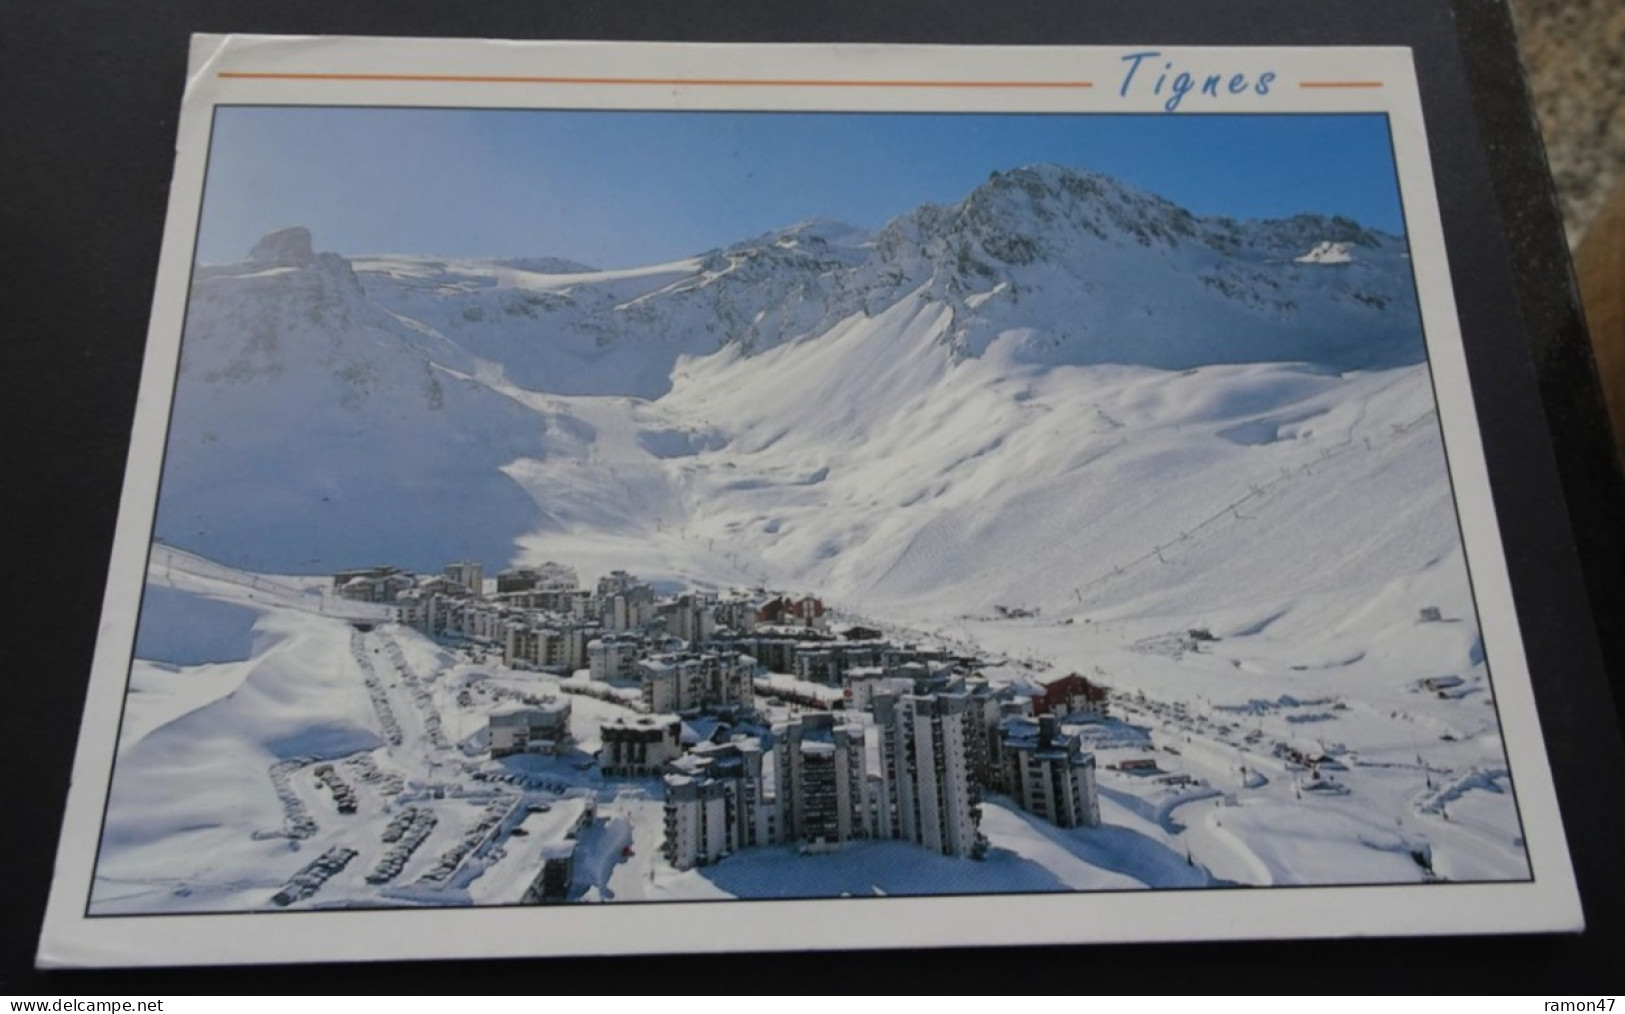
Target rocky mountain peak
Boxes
[248,226,317,266]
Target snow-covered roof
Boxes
[605,713,681,728]
[1007,675,1047,697]
[490,698,569,722]
[680,717,722,745]
[754,673,844,703]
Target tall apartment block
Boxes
[661,738,774,870]
[663,592,716,647]
[773,713,872,851]
[443,560,484,596]
[1000,714,1101,829]
[871,692,986,859]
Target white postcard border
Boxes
[38,35,1583,968]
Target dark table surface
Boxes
[4,0,1623,992]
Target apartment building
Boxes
[639,651,756,715]
[1000,714,1101,828]
[600,714,684,776]
[488,698,573,757]
[661,738,773,870]
[871,692,985,859]
[773,713,872,851]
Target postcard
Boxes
[38,34,1583,966]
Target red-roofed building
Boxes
[756,595,826,630]
[1032,673,1110,720]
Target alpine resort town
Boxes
[96,161,1529,913]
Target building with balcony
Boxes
[871,692,985,859]
[773,713,872,851]
[1000,714,1101,828]
[662,738,773,870]
[756,594,827,630]
[600,714,683,776]
[662,592,716,647]
[588,633,647,682]
[497,561,578,595]
[334,567,416,603]
[639,651,756,715]
[443,560,484,596]
[1033,673,1110,720]
[488,699,573,757]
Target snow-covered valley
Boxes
[97,164,1529,911]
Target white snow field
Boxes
[95,165,1529,911]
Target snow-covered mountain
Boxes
[114,166,1529,906]
[162,227,546,572]
[157,163,1431,610]
[350,165,1419,397]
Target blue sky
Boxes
[197,108,1404,268]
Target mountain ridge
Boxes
[333,161,1421,394]
[160,163,1435,588]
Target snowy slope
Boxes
[160,228,549,573]
[104,163,1535,910]
[163,166,1424,582]
[504,304,1461,642]
[155,168,1464,702]
[156,169,1465,685]
[96,594,386,912]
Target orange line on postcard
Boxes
[1298,81,1384,89]
[216,72,1095,88]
